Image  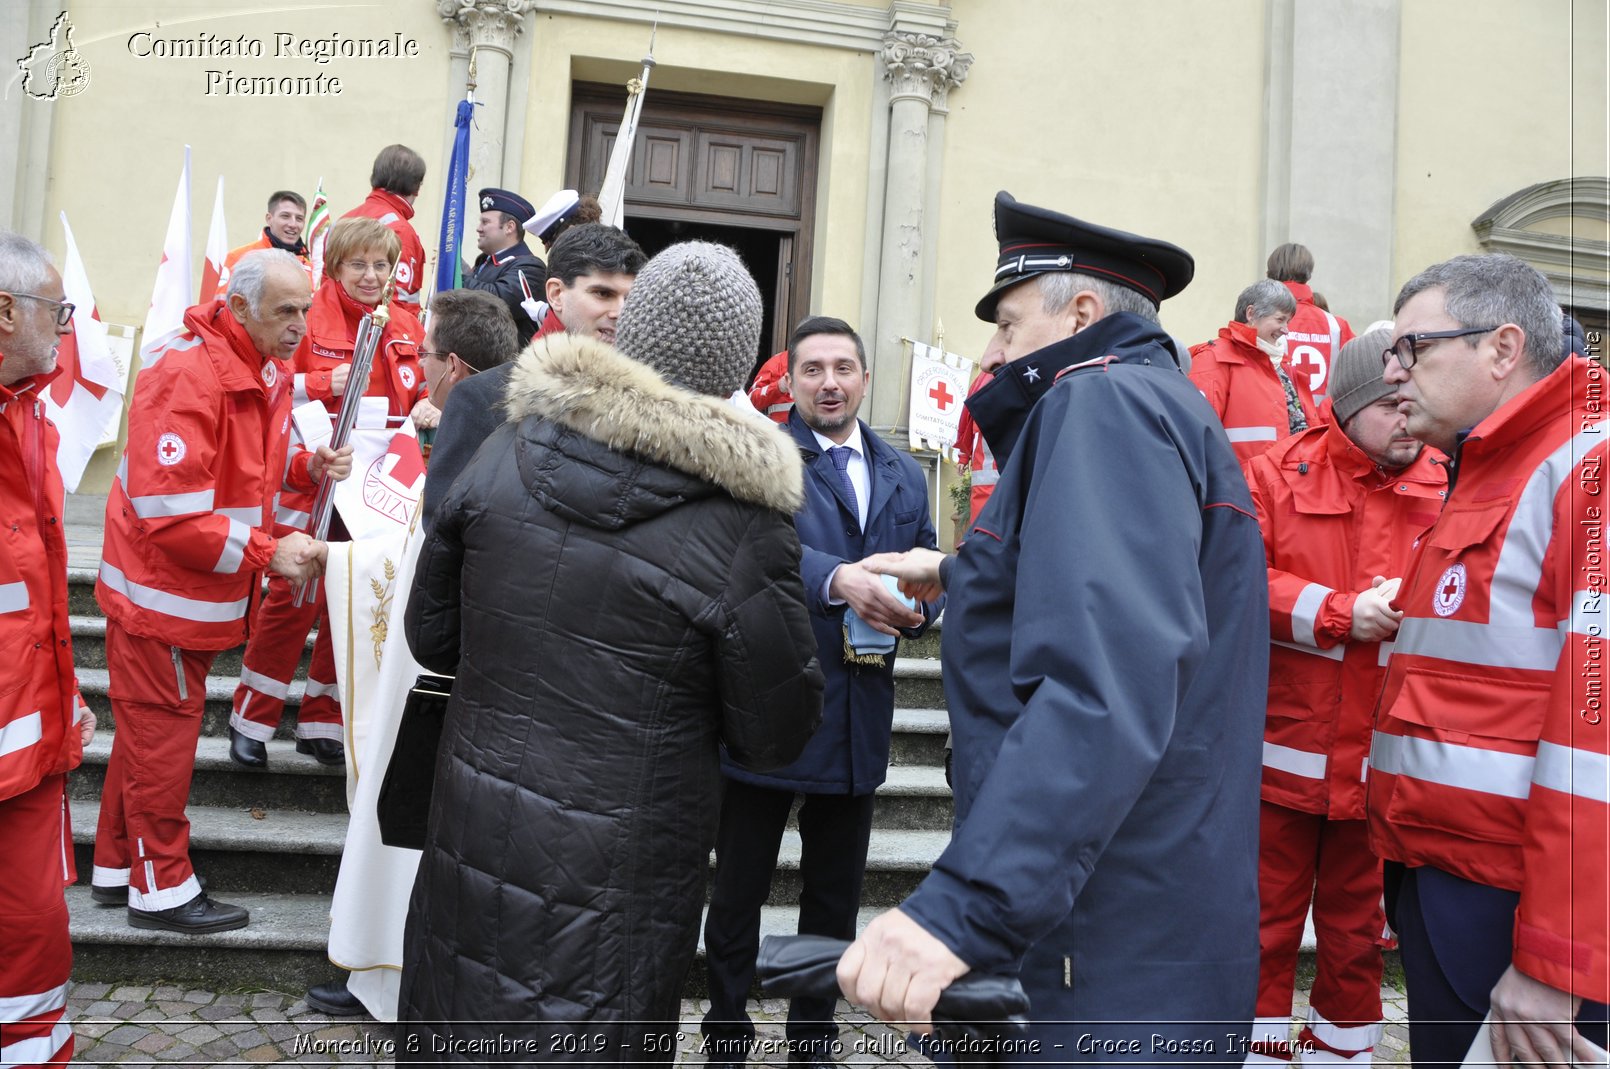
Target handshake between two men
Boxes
[267,444,355,584]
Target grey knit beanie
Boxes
[614,241,762,398]
[1329,327,1395,424]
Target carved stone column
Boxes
[869,30,971,434]
[438,0,532,190]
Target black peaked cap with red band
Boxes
[974,191,1195,322]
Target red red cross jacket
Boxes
[0,364,86,801]
[96,301,317,650]
[342,189,425,310]
[291,281,425,420]
[214,232,314,299]
[1245,412,1446,818]
[1368,354,1609,1002]
[747,350,792,424]
[1280,281,1354,403]
[1189,320,1321,465]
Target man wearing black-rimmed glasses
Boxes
[0,229,92,1068]
[1370,252,1608,1068]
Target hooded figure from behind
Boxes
[399,241,825,1061]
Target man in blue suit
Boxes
[703,316,941,1068]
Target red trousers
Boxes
[0,773,74,1067]
[1254,802,1385,1059]
[92,623,213,910]
[230,573,341,742]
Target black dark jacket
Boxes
[903,313,1268,1056]
[465,239,548,344]
[398,333,824,1060]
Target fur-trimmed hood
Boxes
[502,332,803,514]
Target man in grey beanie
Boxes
[1239,328,1446,1066]
[399,241,823,1061]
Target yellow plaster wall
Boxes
[517,12,878,322]
[1392,0,1607,293]
[39,0,454,328]
[935,0,1269,360]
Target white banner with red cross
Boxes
[907,341,971,459]
[330,401,427,543]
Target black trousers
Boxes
[1387,863,1608,1066]
[702,779,877,1054]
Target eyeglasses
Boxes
[344,261,395,278]
[1382,327,1497,370]
[9,292,76,327]
[417,350,479,374]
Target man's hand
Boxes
[412,397,441,430]
[837,908,970,1032]
[1489,965,1599,1069]
[329,364,351,397]
[830,561,925,636]
[77,704,95,747]
[861,548,946,604]
[269,532,329,584]
[308,445,354,484]
[1350,576,1404,642]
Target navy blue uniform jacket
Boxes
[722,412,941,795]
[465,240,547,346]
[901,313,1267,1055]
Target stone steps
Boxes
[69,735,348,813]
[67,789,953,903]
[68,614,314,678]
[67,885,891,997]
[75,664,952,742]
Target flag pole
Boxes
[598,22,657,232]
[433,51,478,304]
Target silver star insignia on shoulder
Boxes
[1023,365,1040,383]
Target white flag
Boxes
[324,504,428,1021]
[46,213,128,492]
[141,146,193,366]
[200,174,227,301]
[331,411,427,543]
[907,341,971,458]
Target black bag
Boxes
[376,673,454,850]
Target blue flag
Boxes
[435,98,475,296]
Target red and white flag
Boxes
[141,145,193,367]
[200,174,227,301]
[48,213,127,492]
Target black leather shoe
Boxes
[229,727,267,768]
[787,1054,834,1069]
[295,737,345,766]
[304,975,367,1017]
[128,892,248,934]
[702,1035,751,1068]
[788,1042,836,1068]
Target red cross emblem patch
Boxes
[156,432,187,467]
[1432,562,1467,617]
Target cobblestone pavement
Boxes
[69,975,1410,1065]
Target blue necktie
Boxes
[828,446,859,529]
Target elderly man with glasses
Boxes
[0,230,92,1068]
[1369,253,1608,1068]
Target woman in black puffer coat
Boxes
[398,243,823,1063]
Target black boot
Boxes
[128,892,248,934]
[228,727,267,768]
[295,737,345,766]
[304,974,367,1017]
